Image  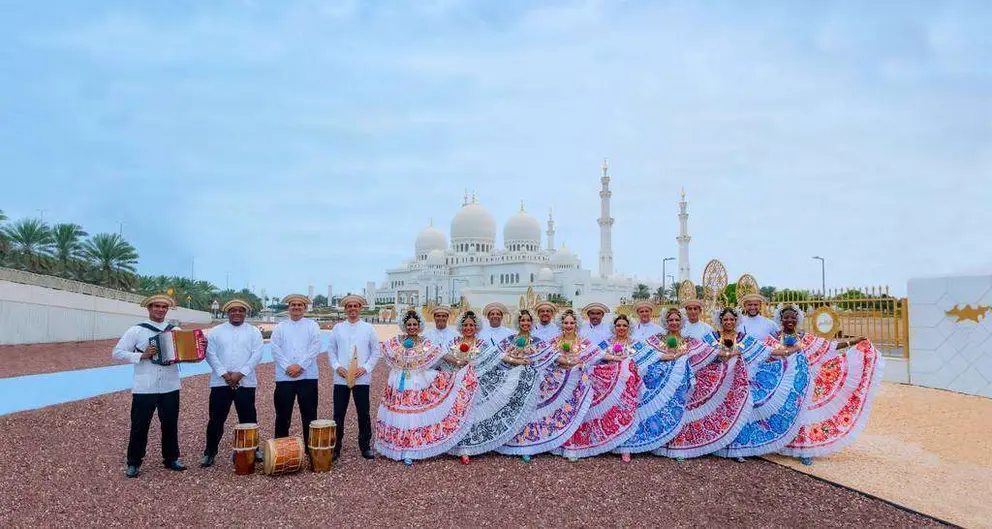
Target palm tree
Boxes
[52,223,88,278]
[82,233,139,290]
[632,283,651,300]
[0,209,8,265]
[4,218,54,273]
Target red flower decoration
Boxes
[459,343,470,353]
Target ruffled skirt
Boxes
[714,353,811,458]
[496,364,594,456]
[556,359,642,458]
[374,366,479,460]
[657,356,752,458]
[449,362,543,456]
[780,341,884,458]
[617,355,692,454]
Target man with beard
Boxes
[272,294,323,453]
[739,293,779,340]
[201,299,264,467]
[531,301,561,341]
[478,302,514,346]
[578,302,613,344]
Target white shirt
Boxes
[632,321,664,341]
[683,320,715,342]
[532,321,562,342]
[327,319,381,386]
[112,319,181,394]
[740,315,779,341]
[424,326,459,348]
[580,320,613,345]
[271,317,323,382]
[479,326,514,347]
[206,321,264,388]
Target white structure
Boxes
[597,159,614,278]
[0,276,211,345]
[373,165,664,311]
[907,273,992,398]
[677,188,691,283]
[327,284,333,302]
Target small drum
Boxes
[308,420,337,472]
[232,423,259,475]
[262,437,305,476]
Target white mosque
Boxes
[370,161,693,311]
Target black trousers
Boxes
[332,384,372,453]
[127,390,180,467]
[273,379,318,452]
[204,386,257,457]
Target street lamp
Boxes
[812,256,826,296]
[662,257,675,302]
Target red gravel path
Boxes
[0,359,943,528]
[0,323,218,379]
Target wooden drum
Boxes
[232,423,259,475]
[262,437,305,476]
[308,419,337,472]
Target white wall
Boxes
[0,280,212,345]
[908,274,992,398]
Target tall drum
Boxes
[232,423,259,475]
[262,437,305,476]
[308,419,337,472]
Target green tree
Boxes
[81,233,139,290]
[313,294,328,308]
[52,223,88,278]
[723,283,738,306]
[632,283,650,300]
[4,218,54,273]
[653,286,665,303]
[0,209,8,265]
[760,286,777,300]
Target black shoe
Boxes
[125,465,140,478]
[164,460,187,471]
[361,449,375,460]
[200,455,215,468]
[255,447,264,462]
[332,451,341,461]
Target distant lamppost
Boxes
[662,257,675,302]
[812,256,826,296]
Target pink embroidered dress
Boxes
[375,335,480,461]
[766,332,884,458]
[555,337,642,459]
[656,331,753,458]
[497,335,599,456]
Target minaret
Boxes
[546,208,556,250]
[677,188,691,282]
[598,158,614,277]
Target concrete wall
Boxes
[0,280,212,345]
[908,273,992,398]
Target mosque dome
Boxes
[426,249,446,267]
[415,223,447,255]
[503,204,541,248]
[550,244,578,267]
[451,199,497,244]
[537,267,554,282]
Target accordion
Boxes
[150,329,207,365]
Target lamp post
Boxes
[662,257,675,302]
[812,256,826,296]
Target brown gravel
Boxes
[0,323,218,379]
[0,358,944,528]
[766,382,992,529]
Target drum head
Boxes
[309,420,333,428]
[234,423,258,430]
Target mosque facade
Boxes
[371,161,692,311]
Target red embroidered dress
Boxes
[766,332,884,458]
[375,336,480,461]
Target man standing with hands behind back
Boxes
[271,294,323,452]
[328,295,380,460]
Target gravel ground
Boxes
[767,382,992,529]
[0,360,943,528]
[0,323,218,379]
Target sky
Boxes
[1,0,990,298]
